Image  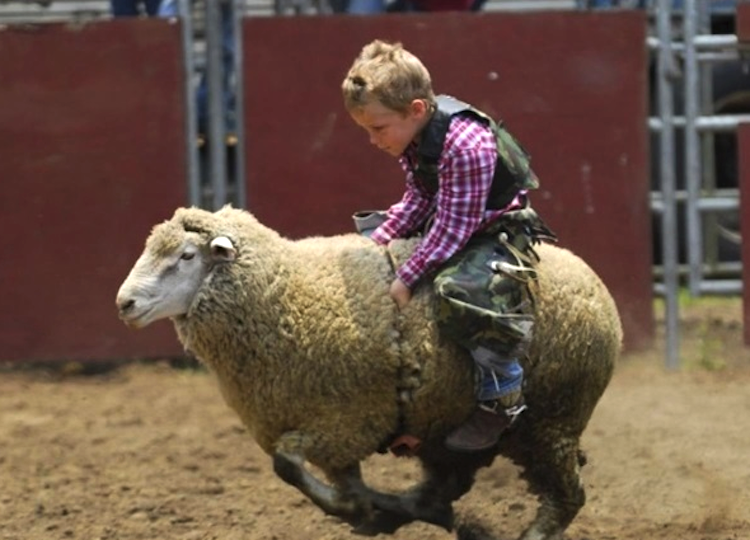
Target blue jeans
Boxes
[111,0,160,16]
[471,346,524,402]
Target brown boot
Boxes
[445,399,526,453]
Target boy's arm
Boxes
[370,170,434,245]
[397,138,496,288]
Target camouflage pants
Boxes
[433,221,541,403]
[433,222,538,359]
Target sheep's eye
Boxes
[180,252,195,261]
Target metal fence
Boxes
[647,0,747,366]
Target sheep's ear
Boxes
[210,236,236,262]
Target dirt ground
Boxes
[2,298,749,540]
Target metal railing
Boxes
[648,0,746,367]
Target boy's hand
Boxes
[389,278,412,309]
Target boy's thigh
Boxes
[433,237,533,353]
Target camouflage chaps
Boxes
[433,212,547,358]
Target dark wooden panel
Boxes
[0,19,186,363]
[242,11,653,350]
[740,124,750,346]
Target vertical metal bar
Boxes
[205,0,227,210]
[657,0,681,369]
[178,0,200,207]
[232,0,246,208]
[684,0,703,296]
[697,0,718,270]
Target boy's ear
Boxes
[410,99,429,117]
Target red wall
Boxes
[0,20,186,363]
[0,12,656,363]
[737,2,750,42]
[242,11,654,350]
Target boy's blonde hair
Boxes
[342,40,436,114]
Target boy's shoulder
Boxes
[418,95,494,163]
[436,94,495,141]
[437,95,494,125]
[443,114,496,154]
[436,94,473,115]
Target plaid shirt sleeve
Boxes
[395,116,498,288]
[369,167,435,246]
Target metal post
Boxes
[177,0,200,207]
[698,0,719,272]
[684,0,703,296]
[656,0,681,369]
[232,0,246,208]
[205,0,228,210]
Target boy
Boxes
[342,40,555,452]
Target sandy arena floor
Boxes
[1,298,749,540]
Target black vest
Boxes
[411,95,540,210]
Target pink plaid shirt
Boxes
[371,115,525,288]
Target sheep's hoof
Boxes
[368,492,454,531]
[455,515,498,540]
[427,504,455,531]
[417,502,454,531]
[350,509,413,536]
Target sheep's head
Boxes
[116,213,237,329]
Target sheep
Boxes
[116,205,622,540]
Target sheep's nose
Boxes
[117,297,135,315]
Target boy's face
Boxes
[349,99,430,157]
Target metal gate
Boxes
[649,0,748,367]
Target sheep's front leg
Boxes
[273,451,451,533]
[362,483,455,531]
[273,451,371,521]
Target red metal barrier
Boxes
[737,2,750,42]
[740,124,750,346]
[0,12,655,362]
[242,12,653,350]
[0,20,187,363]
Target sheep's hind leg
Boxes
[361,449,494,533]
[517,431,586,540]
[358,480,455,532]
